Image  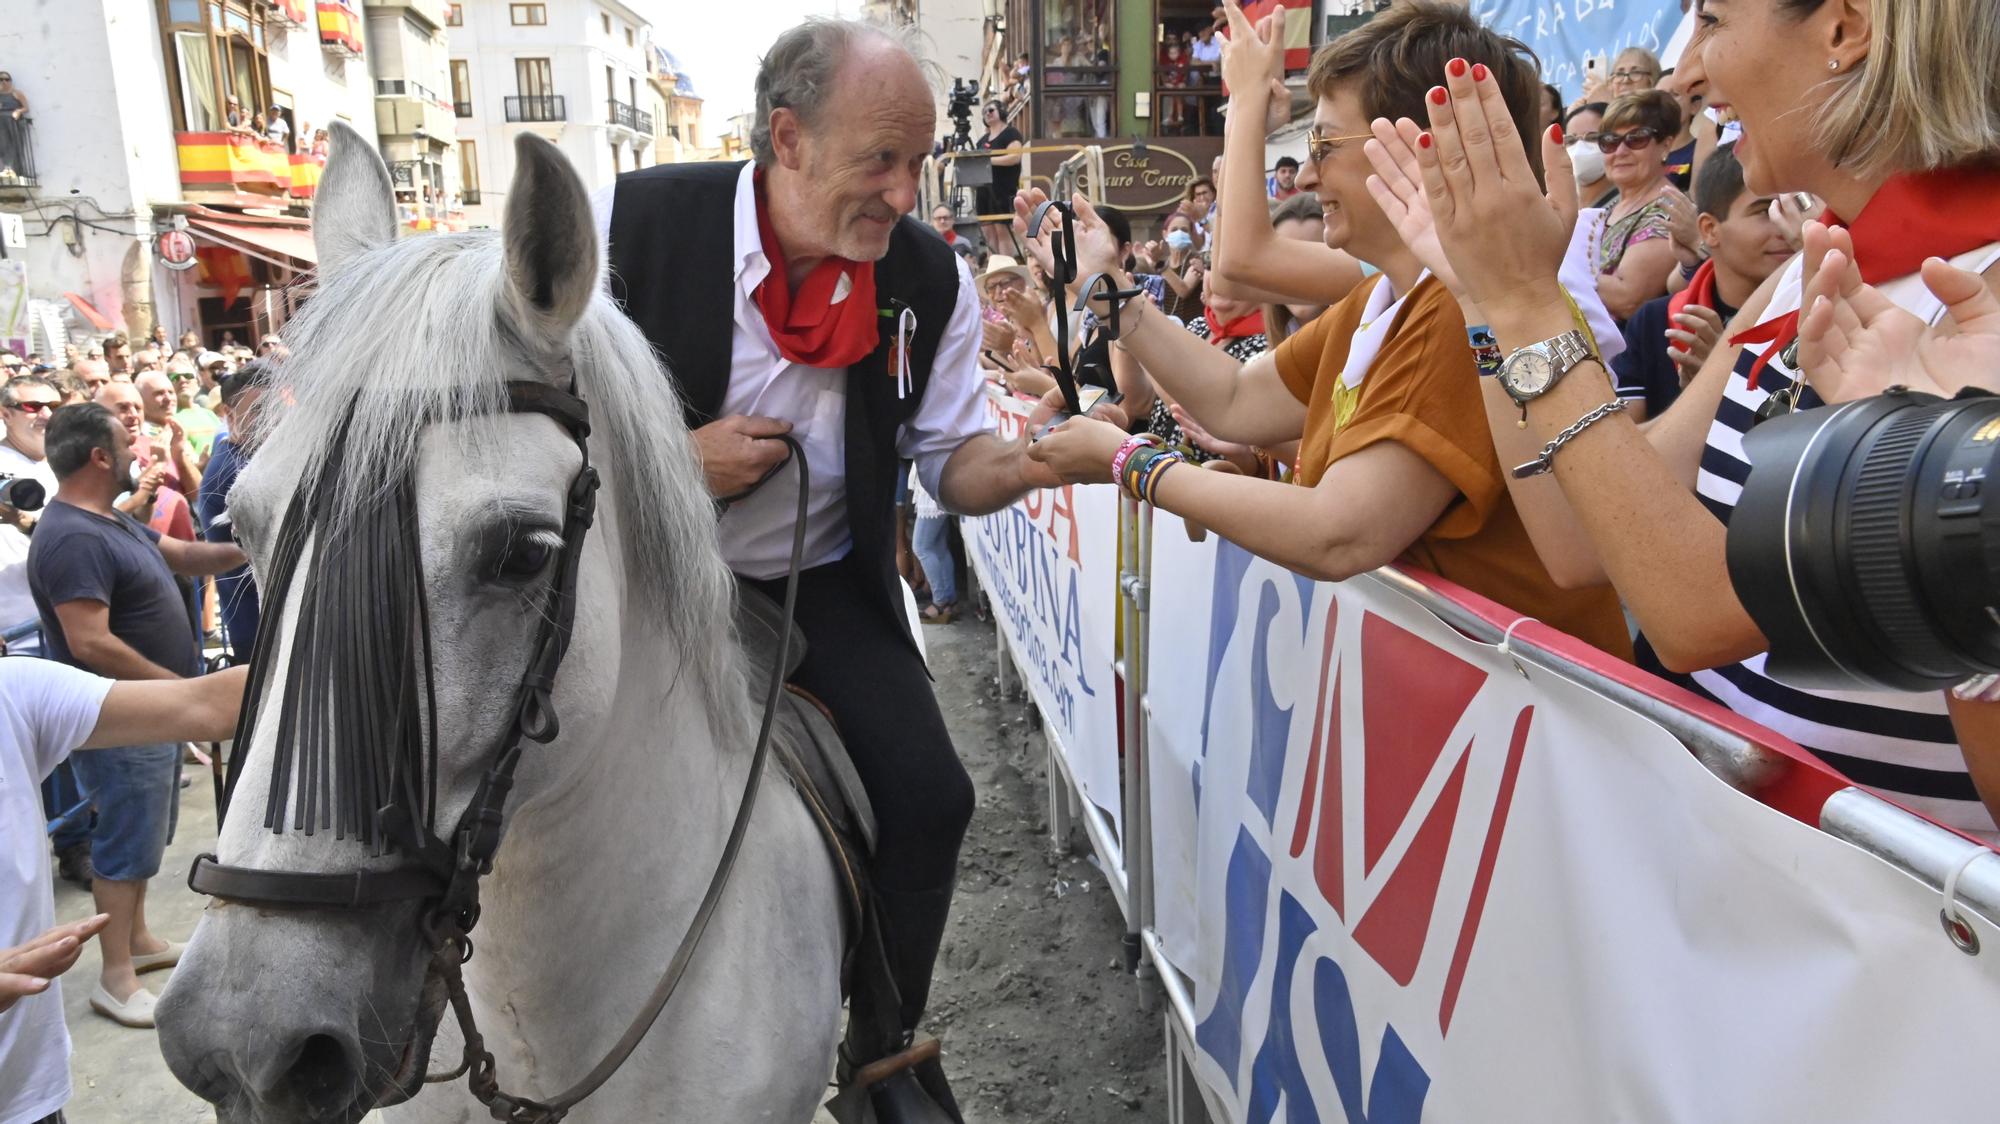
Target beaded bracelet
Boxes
[1122,445,1184,501]
[1144,452,1183,504]
[1467,324,1502,376]
[1110,433,1161,485]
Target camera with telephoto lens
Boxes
[1727,387,2000,692]
[0,473,45,513]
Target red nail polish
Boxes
[1429,86,1448,106]
[1549,123,1564,144]
[1472,63,1489,82]
[1418,132,1433,150]
[1448,58,1468,78]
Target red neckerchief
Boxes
[1668,258,1717,320]
[1205,305,1265,346]
[751,172,880,369]
[1729,165,2000,388]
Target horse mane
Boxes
[250,232,749,751]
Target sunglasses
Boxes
[6,400,56,415]
[1595,127,1660,153]
[1305,128,1372,165]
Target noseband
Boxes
[186,373,806,1123]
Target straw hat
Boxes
[977,255,1033,292]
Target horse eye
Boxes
[493,535,556,583]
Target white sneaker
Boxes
[90,983,158,1028]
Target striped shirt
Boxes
[1636,240,2000,839]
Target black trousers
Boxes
[742,556,974,1049]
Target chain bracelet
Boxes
[1511,399,1627,479]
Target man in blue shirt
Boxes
[26,402,244,1027]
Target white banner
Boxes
[1149,540,2000,1122]
[963,389,1125,830]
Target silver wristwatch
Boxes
[1496,329,1594,420]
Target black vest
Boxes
[606,161,962,632]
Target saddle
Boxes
[732,585,877,975]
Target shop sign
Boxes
[1028,137,1225,217]
[158,229,199,271]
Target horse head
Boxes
[155,122,743,1123]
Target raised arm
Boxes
[155,534,247,577]
[1209,1,1364,307]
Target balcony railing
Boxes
[175,131,325,198]
[606,98,652,134]
[0,118,37,189]
[376,77,442,103]
[1152,70,1225,137]
[454,100,472,117]
[461,189,481,205]
[504,94,566,122]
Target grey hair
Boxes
[749,17,936,166]
[245,232,750,745]
[1,373,56,407]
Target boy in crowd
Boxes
[1612,145,1791,421]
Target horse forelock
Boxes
[248,230,750,749]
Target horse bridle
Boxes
[1024,197,1143,431]
[187,372,807,1124]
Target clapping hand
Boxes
[1666,305,1726,386]
[1403,58,1578,320]
[1362,116,1467,299]
[1798,221,2000,402]
[1218,0,1292,129]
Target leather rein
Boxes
[187,372,809,1124]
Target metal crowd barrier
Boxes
[962,488,2000,1124]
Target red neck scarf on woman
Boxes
[1730,164,2000,387]
[751,173,880,369]
[1205,305,1265,346]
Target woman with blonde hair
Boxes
[1389,0,2000,834]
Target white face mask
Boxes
[1568,140,1606,186]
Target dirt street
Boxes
[45,610,1166,1122]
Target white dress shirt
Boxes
[593,164,992,579]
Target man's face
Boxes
[930,206,954,234]
[1704,188,1793,290]
[135,372,176,424]
[983,273,1026,306]
[76,361,109,398]
[1275,164,1296,189]
[101,419,137,489]
[2,384,59,458]
[1191,184,1215,211]
[774,41,937,263]
[97,382,145,438]
[105,343,130,373]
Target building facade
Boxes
[447,0,654,229]
[367,0,460,229]
[645,44,704,165]
[0,0,385,351]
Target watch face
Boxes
[1506,351,1555,396]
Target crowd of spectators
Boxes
[955,0,2000,846]
[0,326,271,1060]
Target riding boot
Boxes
[831,884,964,1124]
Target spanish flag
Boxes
[1240,0,1313,72]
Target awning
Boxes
[186,218,317,273]
[63,292,114,332]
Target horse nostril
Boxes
[284,1033,360,1110]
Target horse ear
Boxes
[502,133,599,344]
[312,121,398,277]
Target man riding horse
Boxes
[599,19,1065,1123]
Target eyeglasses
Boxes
[1610,69,1657,82]
[5,400,56,415]
[1305,128,1372,164]
[1595,127,1661,153]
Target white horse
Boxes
[155,124,846,1123]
